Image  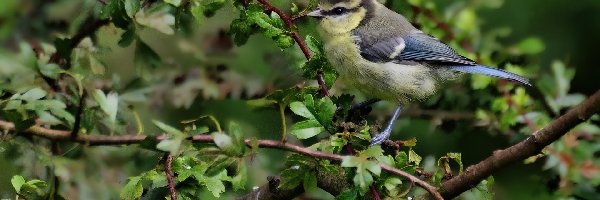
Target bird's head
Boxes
[308,0,372,36]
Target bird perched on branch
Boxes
[307,0,531,145]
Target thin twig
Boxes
[165,154,177,200]
[0,120,442,199]
[70,91,86,140]
[370,185,381,200]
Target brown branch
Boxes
[70,91,86,140]
[165,154,177,200]
[440,89,600,199]
[370,185,381,200]
[254,0,330,96]
[5,89,598,199]
[0,120,442,199]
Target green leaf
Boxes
[49,107,75,126]
[124,0,140,18]
[335,188,358,200]
[120,176,143,200]
[212,131,233,148]
[164,0,182,7]
[231,162,247,190]
[20,88,46,102]
[447,153,463,174]
[212,131,244,156]
[289,95,335,139]
[153,120,185,154]
[402,137,417,147]
[118,26,136,47]
[279,166,306,189]
[11,175,26,193]
[190,2,205,25]
[341,147,384,193]
[92,89,119,124]
[362,146,383,158]
[2,111,35,131]
[352,168,373,193]
[176,160,209,182]
[202,0,227,17]
[100,0,119,19]
[341,156,360,167]
[473,176,495,200]
[364,160,381,176]
[228,122,245,150]
[306,35,324,54]
[229,18,252,46]
[383,177,403,192]
[201,170,229,197]
[315,97,336,125]
[156,137,183,155]
[40,63,61,79]
[408,149,422,165]
[153,120,183,135]
[290,119,324,139]
[303,172,318,191]
[88,54,106,75]
[289,101,314,119]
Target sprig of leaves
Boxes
[289,94,336,139]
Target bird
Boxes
[307,0,531,145]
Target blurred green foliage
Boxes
[0,0,599,199]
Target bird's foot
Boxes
[370,128,392,146]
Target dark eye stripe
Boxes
[323,6,360,16]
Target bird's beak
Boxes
[307,9,324,18]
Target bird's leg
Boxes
[371,106,402,146]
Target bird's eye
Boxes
[332,7,346,15]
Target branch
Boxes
[254,0,330,96]
[165,154,177,200]
[4,90,598,199]
[0,120,442,199]
[440,89,600,199]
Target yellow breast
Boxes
[322,33,441,105]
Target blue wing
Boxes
[359,33,531,86]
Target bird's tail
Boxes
[449,65,531,86]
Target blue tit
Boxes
[307,0,531,145]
